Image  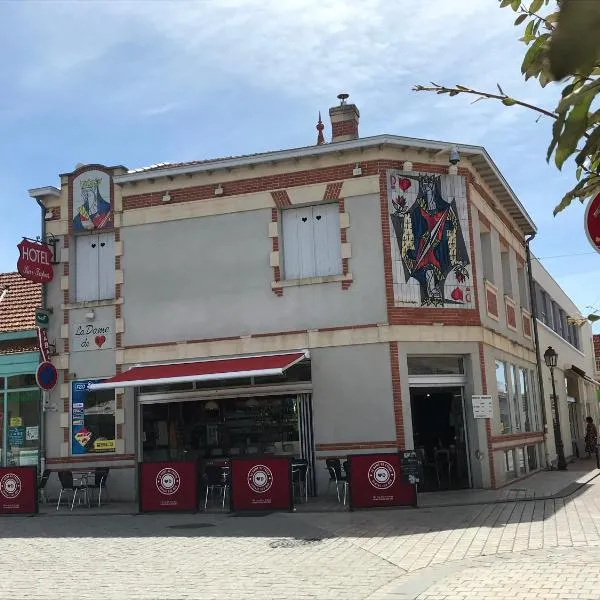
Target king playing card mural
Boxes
[388,170,473,308]
[72,169,112,232]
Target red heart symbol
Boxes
[95,335,106,348]
[399,178,411,192]
[451,287,464,302]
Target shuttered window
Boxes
[75,232,115,302]
[282,203,342,280]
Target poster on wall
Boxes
[387,170,473,308]
[71,380,116,455]
[70,321,114,352]
[72,169,112,232]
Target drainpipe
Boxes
[34,196,47,475]
[525,233,550,469]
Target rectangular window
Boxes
[510,365,522,433]
[407,356,464,375]
[517,447,527,475]
[545,294,555,329]
[75,233,115,302]
[530,370,540,431]
[505,449,516,478]
[496,360,512,434]
[572,325,580,350]
[282,203,342,280]
[535,285,547,324]
[519,368,532,433]
[553,303,562,336]
[501,251,512,297]
[71,381,115,455]
[517,266,529,310]
[5,389,40,467]
[480,232,494,282]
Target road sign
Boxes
[584,192,600,254]
[35,309,50,328]
[35,361,58,391]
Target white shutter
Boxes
[282,206,315,279]
[98,232,115,300]
[75,235,99,302]
[312,203,342,276]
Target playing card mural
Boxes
[71,380,116,454]
[387,170,473,308]
[72,169,112,232]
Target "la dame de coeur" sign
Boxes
[71,322,115,352]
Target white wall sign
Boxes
[71,321,115,352]
[471,395,493,419]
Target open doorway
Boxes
[410,387,471,492]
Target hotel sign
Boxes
[17,239,54,284]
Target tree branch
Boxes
[412,83,559,119]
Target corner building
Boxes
[32,99,543,500]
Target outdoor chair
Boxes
[56,470,88,511]
[203,465,230,510]
[86,468,110,507]
[291,459,309,504]
[38,469,51,504]
[325,458,348,505]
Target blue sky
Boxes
[0,0,598,330]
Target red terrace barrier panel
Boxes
[0,467,38,515]
[139,461,197,512]
[230,457,293,512]
[348,453,417,509]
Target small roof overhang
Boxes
[568,365,600,388]
[88,351,309,391]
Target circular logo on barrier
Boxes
[156,468,180,495]
[247,465,273,494]
[0,473,22,499]
[368,461,396,490]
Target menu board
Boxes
[399,450,422,485]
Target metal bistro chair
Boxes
[291,459,309,504]
[38,469,51,505]
[203,465,230,510]
[86,468,110,507]
[325,459,349,505]
[56,471,89,511]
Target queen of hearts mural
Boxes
[389,172,471,307]
[72,171,112,232]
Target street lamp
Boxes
[543,346,567,471]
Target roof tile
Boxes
[0,272,42,333]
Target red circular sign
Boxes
[585,192,600,254]
[368,461,396,490]
[156,468,180,495]
[35,361,58,391]
[247,465,273,494]
[0,473,22,499]
[16,240,54,284]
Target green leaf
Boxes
[500,0,513,7]
[511,0,521,10]
[555,91,594,169]
[524,19,535,38]
[515,13,528,25]
[502,97,517,106]
[521,34,548,79]
[449,90,460,96]
[549,0,600,80]
[529,0,543,13]
[574,125,600,167]
[588,314,600,323]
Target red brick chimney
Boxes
[329,93,359,142]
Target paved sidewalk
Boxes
[4,466,600,599]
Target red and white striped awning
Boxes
[88,351,309,391]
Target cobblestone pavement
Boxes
[1,476,600,599]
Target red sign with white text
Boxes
[17,239,54,284]
[139,461,197,512]
[230,457,292,511]
[585,192,600,254]
[0,467,38,514]
[348,454,417,509]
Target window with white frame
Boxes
[510,365,522,433]
[281,203,342,280]
[496,360,512,434]
[75,233,115,302]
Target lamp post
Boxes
[543,346,567,471]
